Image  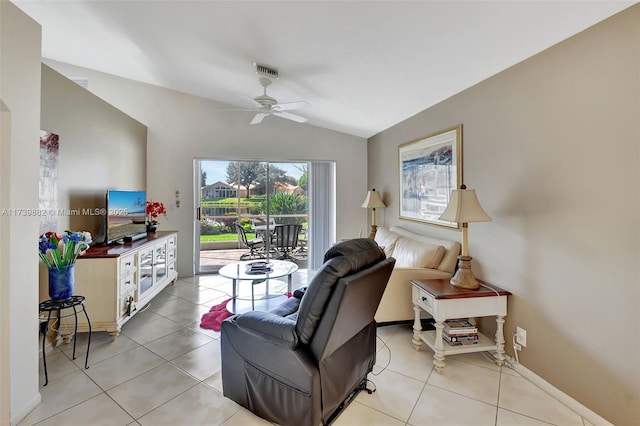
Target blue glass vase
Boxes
[48,264,75,301]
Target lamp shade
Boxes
[438,186,491,223]
[361,189,386,209]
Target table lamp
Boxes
[438,184,491,289]
[361,188,386,239]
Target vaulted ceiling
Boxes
[13,1,636,138]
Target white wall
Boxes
[0,2,43,424]
[0,101,12,426]
[40,64,147,236]
[368,6,640,425]
[44,59,368,277]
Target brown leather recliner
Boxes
[221,238,395,426]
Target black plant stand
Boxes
[39,295,92,386]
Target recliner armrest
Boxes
[235,311,299,348]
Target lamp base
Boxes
[450,255,480,290]
[368,225,378,239]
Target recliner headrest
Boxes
[323,238,386,271]
[295,238,385,344]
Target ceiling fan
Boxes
[239,77,310,125]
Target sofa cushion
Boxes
[389,226,461,273]
[374,227,401,257]
[393,236,445,269]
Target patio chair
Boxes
[251,217,277,243]
[236,224,265,260]
[274,224,302,261]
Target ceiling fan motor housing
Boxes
[254,95,278,108]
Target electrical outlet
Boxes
[516,327,527,347]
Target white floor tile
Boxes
[34,393,134,426]
[107,363,199,419]
[376,324,403,343]
[147,296,199,316]
[169,286,222,305]
[123,308,163,327]
[387,323,419,348]
[137,383,240,426]
[333,401,405,426]
[171,340,222,381]
[143,327,213,360]
[62,331,141,366]
[85,346,165,390]
[164,303,211,326]
[355,368,425,422]
[39,350,80,383]
[383,338,434,382]
[496,407,557,425]
[499,373,583,425]
[409,384,497,426]
[18,370,103,426]
[203,370,224,393]
[452,350,503,372]
[220,407,274,425]
[427,357,501,405]
[120,316,183,344]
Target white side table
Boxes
[410,278,511,373]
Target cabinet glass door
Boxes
[155,243,167,282]
[139,248,154,298]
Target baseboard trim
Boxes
[11,392,41,426]
[502,355,613,426]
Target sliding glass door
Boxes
[194,159,332,274]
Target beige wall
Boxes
[368,6,639,425]
[40,64,147,236]
[0,2,43,424]
[44,59,369,277]
[0,101,11,426]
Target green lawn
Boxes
[200,233,256,242]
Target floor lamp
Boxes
[438,184,491,289]
[361,189,386,239]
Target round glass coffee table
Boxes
[218,259,298,314]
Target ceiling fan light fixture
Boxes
[233,71,309,125]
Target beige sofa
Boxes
[374,226,461,323]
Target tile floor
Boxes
[22,269,595,426]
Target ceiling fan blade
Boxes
[238,94,262,109]
[216,107,255,112]
[272,110,307,123]
[272,101,310,111]
[250,113,268,125]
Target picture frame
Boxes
[398,125,462,228]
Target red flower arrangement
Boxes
[146,201,167,225]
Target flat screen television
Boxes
[105,189,146,244]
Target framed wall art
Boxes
[398,125,462,228]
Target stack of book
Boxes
[245,261,273,275]
[443,319,478,346]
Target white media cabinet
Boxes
[40,231,178,339]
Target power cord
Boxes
[479,282,501,297]
[512,331,520,364]
[479,282,521,364]
[370,334,391,376]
